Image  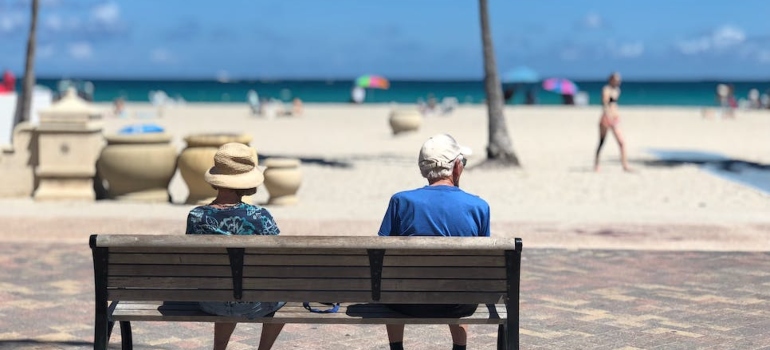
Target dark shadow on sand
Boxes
[259,154,352,168]
[645,149,770,194]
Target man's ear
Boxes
[452,159,462,175]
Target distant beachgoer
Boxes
[715,84,729,118]
[0,70,15,93]
[424,94,438,115]
[351,86,365,104]
[748,89,761,109]
[594,72,631,172]
[291,97,303,116]
[726,84,737,119]
[247,90,261,115]
[561,94,575,105]
[761,90,770,109]
[113,98,127,118]
[503,87,515,103]
[525,89,537,105]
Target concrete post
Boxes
[33,88,103,201]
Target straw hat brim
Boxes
[204,167,264,190]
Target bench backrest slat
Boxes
[108,289,373,303]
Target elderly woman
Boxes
[186,142,284,350]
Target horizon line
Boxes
[34,76,770,83]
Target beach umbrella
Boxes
[355,75,390,89]
[119,123,165,134]
[542,78,578,95]
[502,66,539,84]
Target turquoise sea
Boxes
[36,78,770,107]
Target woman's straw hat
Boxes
[204,143,263,189]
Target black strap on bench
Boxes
[227,248,245,300]
[302,302,340,313]
[367,249,385,301]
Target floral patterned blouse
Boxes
[185,202,283,319]
[185,202,280,236]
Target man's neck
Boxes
[428,178,455,187]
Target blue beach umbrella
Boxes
[119,123,165,134]
[502,66,540,84]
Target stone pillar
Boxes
[33,88,103,201]
[0,122,37,197]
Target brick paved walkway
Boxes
[1,243,768,349]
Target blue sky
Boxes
[1,0,769,80]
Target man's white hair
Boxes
[421,166,453,181]
[420,155,461,181]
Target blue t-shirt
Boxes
[378,185,490,237]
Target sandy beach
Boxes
[3,103,769,250]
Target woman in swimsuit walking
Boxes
[594,72,631,172]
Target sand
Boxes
[2,103,769,251]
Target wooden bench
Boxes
[90,234,523,350]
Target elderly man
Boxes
[378,133,491,350]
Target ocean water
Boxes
[36,78,770,107]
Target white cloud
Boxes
[582,13,603,29]
[44,15,63,31]
[758,50,770,64]
[678,37,711,54]
[91,2,120,25]
[560,47,580,61]
[677,25,746,55]
[0,12,25,33]
[38,44,55,59]
[150,48,175,63]
[711,25,745,48]
[69,42,93,60]
[615,42,644,58]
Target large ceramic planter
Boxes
[263,158,302,205]
[178,133,254,205]
[389,109,422,135]
[97,133,177,202]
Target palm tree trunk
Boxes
[13,0,39,128]
[479,0,520,166]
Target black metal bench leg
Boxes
[120,321,133,350]
[497,324,506,350]
[506,317,518,350]
[94,317,109,350]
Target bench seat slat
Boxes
[111,302,507,325]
